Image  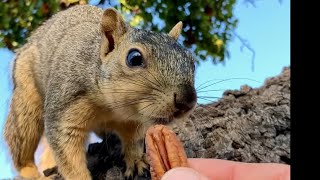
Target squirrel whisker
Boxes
[106,99,155,111]
[136,73,162,90]
[122,102,155,122]
[196,78,260,91]
[146,68,165,88]
[125,77,165,94]
[197,97,221,104]
[196,89,226,93]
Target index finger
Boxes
[188,158,290,180]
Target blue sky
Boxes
[0,0,290,178]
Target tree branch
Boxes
[233,31,256,72]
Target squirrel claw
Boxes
[124,153,149,179]
[124,168,134,180]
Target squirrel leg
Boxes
[115,121,149,178]
[3,85,44,178]
[44,98,95,180]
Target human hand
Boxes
[161,158,290,180]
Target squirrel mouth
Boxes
[153,116,174,124]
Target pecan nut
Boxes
[145,125,188,180]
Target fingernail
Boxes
[161,167,207,180]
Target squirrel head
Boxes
[98,8,197,124]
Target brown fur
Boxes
[3,5,196,180]
[4,46,43,178]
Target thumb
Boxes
[161,167,209,180]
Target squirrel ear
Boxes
[101,8,128,55]
[168,21,183,41]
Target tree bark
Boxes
[174,66,290,164]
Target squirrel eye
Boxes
[126,49,144,67]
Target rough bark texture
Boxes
[173,66,290,164]
[42,67,290,180]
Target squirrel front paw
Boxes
[124,152,149,179]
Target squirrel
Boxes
[3,5,197,180]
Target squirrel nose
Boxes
[173,84,197,118]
